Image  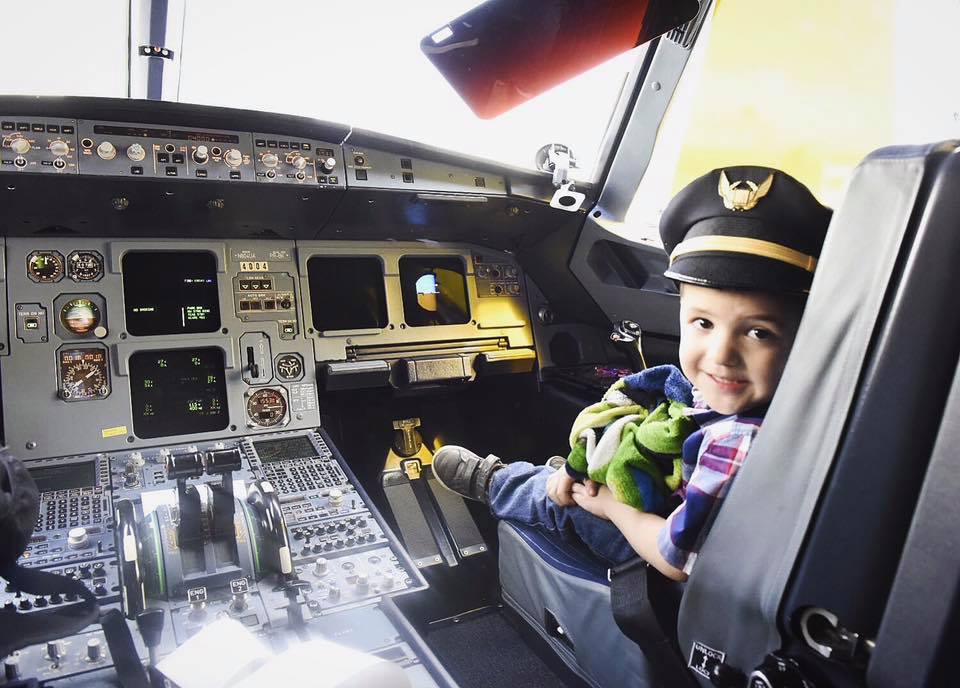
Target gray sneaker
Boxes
[432,445,505,504]
[545,456,566,471]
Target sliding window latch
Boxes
[536,143,585,212]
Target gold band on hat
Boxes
[669,236,817,273]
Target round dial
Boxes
[223,148,243,168]
[246,388,288,428]
[60,298,101,335]
[286,153,307,170]
[67,251,104,282]
[48,140,70,157]
[275,354,304,381]
[27,250,65,283]
[126,143,146,162]
[10,137,31,156]
[96,141,117,160]
[58,347,110,401]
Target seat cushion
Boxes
[504,521,610,585]
[498,521,652,687]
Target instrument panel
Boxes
[1,237,533,460]
[1,429,442,686]
[0,98,554,688]
[0,114,507,197]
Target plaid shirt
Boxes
[656,395,766,574]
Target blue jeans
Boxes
[488,462,637,565]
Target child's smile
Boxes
[678,284,802,415]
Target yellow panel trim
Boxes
[101,425,128,438]
[669,236,817,273]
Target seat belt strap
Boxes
[609,557,699,688]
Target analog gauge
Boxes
[26,250,65,283]
[246,388,288,428]
[58,347,110,401]
[67,251,104,282]
[59,298,101,336]
[275,353,304,381]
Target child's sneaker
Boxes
[432,446,504,504]
[544,456,566,471]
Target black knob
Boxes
[135,608,166,652]
[93,562,105,574]
[312,543,323,554]
[79,563,92,578]
[4,656,20,680]
[323,541,333,551]
[293,529,304,540]
[207,447,243,474]
[167,451,204,479]
[337,522,346,531]
[49,593,62,604]
[94,583,108,596]
[18,598,32,610]
[345,537,356,547]
[33,596,48,607]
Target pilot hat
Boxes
[660,166,832,293]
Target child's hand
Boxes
[571,482,616,520]
[546,468,577,506]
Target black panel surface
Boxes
[122,251,220,335]
[129,347,229,439]
[30,461,96,493]
[307,256,387,331]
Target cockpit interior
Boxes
[0,1,958,687]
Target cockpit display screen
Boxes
[307,256,388,331]
[254,436,319,463]
[399,256,470,327]
[129,347,228,439]
[122,251,221,336]
[30,461,96,494]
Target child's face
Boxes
[678,283,802,415]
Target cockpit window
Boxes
[620,0,960,244]
[0,1,646,182]
[180,2,642,181]
[1,0,128,98]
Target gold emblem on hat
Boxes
[718,170,774,211]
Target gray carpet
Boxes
[426,611,574,688]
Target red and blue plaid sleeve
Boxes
[657,415,762,573]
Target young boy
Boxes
[433,165,832,581]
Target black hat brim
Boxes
[665,252,814,293]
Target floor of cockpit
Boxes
[424,608,587,688]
